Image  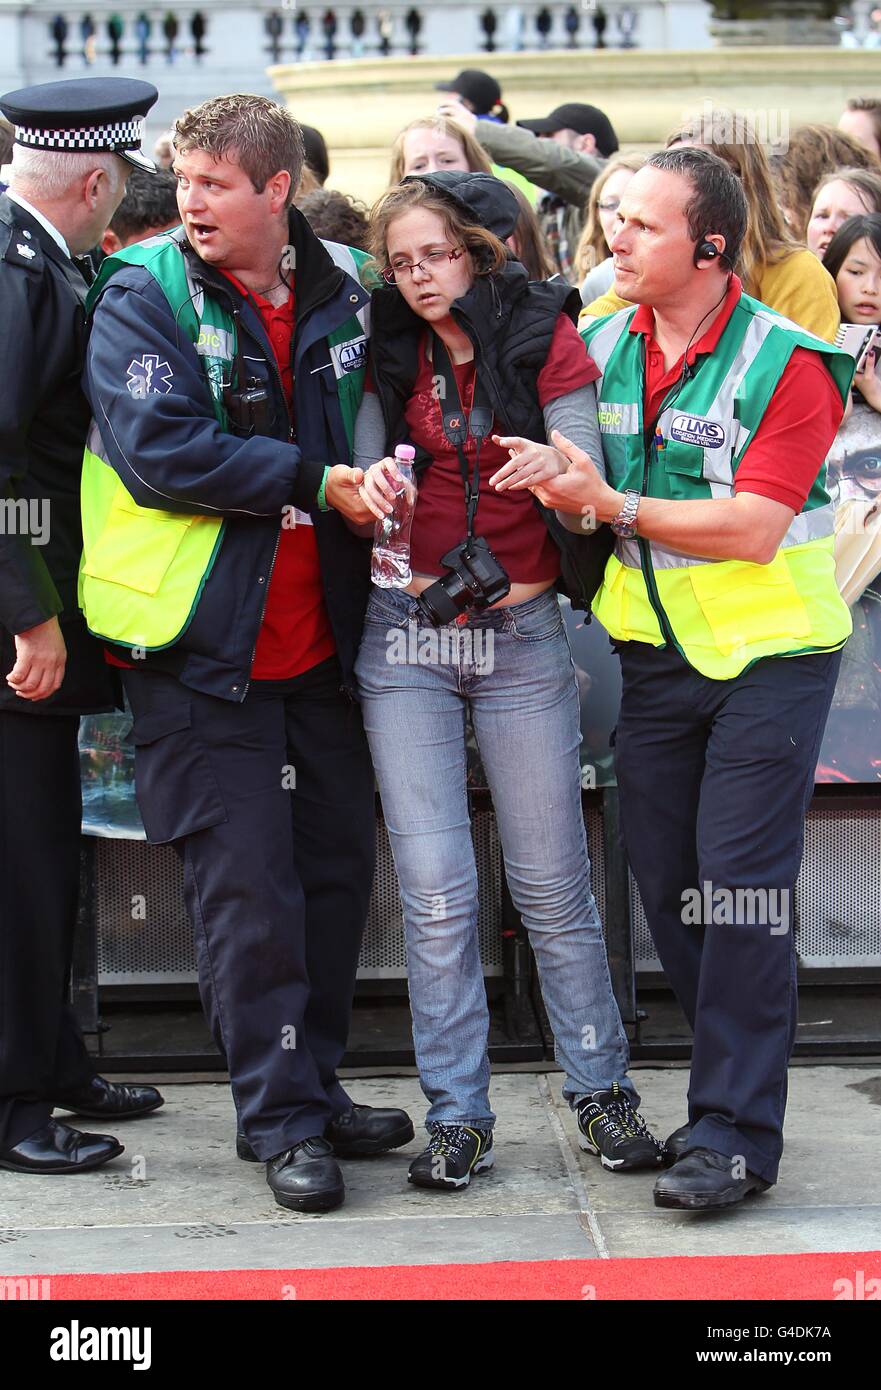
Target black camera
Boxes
[416,535,511,626]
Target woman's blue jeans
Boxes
[354,584,637,1131]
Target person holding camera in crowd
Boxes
[533,147,853,1211]
[352,170,663,1191]
[79,93,414,1214]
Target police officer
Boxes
[532,147,852,1211]
[0,79,165,1174]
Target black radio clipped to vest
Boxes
[222,303,272,437]
[224,381,271,437]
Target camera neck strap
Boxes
[431,332,494,538]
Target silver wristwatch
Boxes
[610,489,641,539]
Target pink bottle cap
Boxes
[394,445,416,461]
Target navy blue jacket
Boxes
[84,212,373,702]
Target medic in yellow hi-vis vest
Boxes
[79,230,373,653]
[578,290,853,680]
[531,146,854,1213]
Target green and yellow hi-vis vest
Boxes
[580,292,855,680]
[79,233,372,652]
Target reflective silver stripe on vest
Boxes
[181,259,233,360]
[323,238,371,336]
[597,401,640,434]
[182,259,236,364]
[184,254,205,322]
[195,325,234,360]
[752,304,829,349]
[655,313,773,488]
[617,536,713,570]
[586,307,636,373]
[616,501,836,571]
[780,500,835,546]
[86,418,106,459]
[590,310,640,436]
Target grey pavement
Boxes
[0,1064,879,1275]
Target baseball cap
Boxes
[402,170,519,242]
[517,103,619,157]
[435,69,502,117]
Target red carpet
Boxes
[42,1250,881,1300]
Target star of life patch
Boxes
[126,355,174,398]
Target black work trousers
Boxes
[123,656,376,1161]
[0,712,95,1148]
[613,642,843,1185]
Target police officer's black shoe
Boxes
[325,1103,415,1157]
[266,1137,345,1213]
[662,1122,691,1166]
[653,1147,772,1211]
[236,1103,415,1162]
[0,1119,124,1174]
[52,1075,165,1120]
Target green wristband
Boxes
[316,465,331,512]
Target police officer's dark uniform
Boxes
[0,79,164,1173]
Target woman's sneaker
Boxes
[576,1081,665,1171]
[408,1123,494,1190]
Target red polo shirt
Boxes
[632,273,844,512]
[220,271,335,680]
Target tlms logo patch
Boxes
[333,336,367,375]
[669,413,725,448]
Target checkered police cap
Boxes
[0,77,159,171]
[15,116,145,152]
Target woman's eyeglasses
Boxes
[381,246,466,285]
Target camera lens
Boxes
[415,571,469,626]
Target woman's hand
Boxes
[489,435,569,491]
[436,99,479,135]
[357,457,409,522]
[853,349,881,414]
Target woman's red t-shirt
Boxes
[392,313,599,582]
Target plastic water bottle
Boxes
[371,445,416,588]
